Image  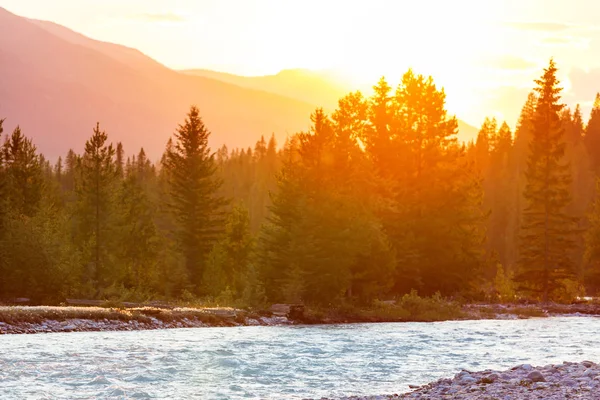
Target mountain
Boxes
[181,68,350,111]
[0,7,316,160]
[0,7,479,161]
[457,120,479,143]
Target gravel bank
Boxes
[0,306,290,334]
[328,361,600,399]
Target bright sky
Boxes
[2,0,600,126]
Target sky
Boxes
[2,0,600,126]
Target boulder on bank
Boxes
[398,361,599,399]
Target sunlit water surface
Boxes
[1,317,600,399]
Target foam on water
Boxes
[1,317,600,399]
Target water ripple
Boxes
[1,317,600,399]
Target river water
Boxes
[1,317,600,399]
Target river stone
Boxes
[527,370,545,382]
[521,364,533,371]
[460,376,477,384]
[563,378,579,387]
[582,361,594,368]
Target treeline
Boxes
[1,59,600,305]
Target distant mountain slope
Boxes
[0,7,315,160]
[457,120,479,143]
[181,68,350,111]
[28,19,169,77]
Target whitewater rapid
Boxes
[1,317,599,399]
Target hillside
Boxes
[181,68,351,110]
[0,7,315,160]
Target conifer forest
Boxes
[2,59,600,306]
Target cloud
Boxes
[504,21,572,32]
[569,68,600,101]
[540,36,591,49]
[480,55,537,70]
[129,13,185,23]
[542,36,575,45]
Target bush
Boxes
[551,279,586,304]
[396,290,463,321]
[494,264,516,302]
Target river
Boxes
[1,316,599,399]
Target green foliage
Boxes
[494,264,516,302]
[3,62,600,309]
[516,59,578,301]
[202,244,228,297]
[163,106,228,292]
[0,204,82,303]
[73,122,118,290]
[366,71,487,297]
[585,178,600,292]
[2,126,43,216]
[585,94,600,174]
[220,204,254,294]
[116,168,160,290]
[395,290,463,321]
[550,278,585,304]
[240,264,267,308]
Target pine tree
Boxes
[1,126,43,217]
[115,142,125,178]
[585,94,600,174]
[516,59,578,301]
[385,70,485,296]
[474,117,497,174]
[486,122,516,269]
[74,123,117,290]
[260,105,396,305]
[0,118,6,230]
[366,77,394,174]
[220,204,254,295]
[117,165,160,291]
[164,106,227,292]
[203,204,256,298]
[585,178,600,292]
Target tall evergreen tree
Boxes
[585,94,600,174]
[115,142,125,178]
[164,106,227,292]
[585,179,600,292]
[516,59,578,301]
[382,70,486,296]
[116,160,160,291]
[1,126,43,217]
[74,123,117,290]
[0,118,5,229]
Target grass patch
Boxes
[303,291,464,324]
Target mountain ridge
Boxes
[0,6,479,161]
[0,7,316,161]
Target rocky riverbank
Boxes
[325,361,600,399]
[0,306,289,334]
[398,361,600,399]
[2,301,600,335]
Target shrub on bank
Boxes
[302,291,464,323]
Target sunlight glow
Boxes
[2,0,600,125]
